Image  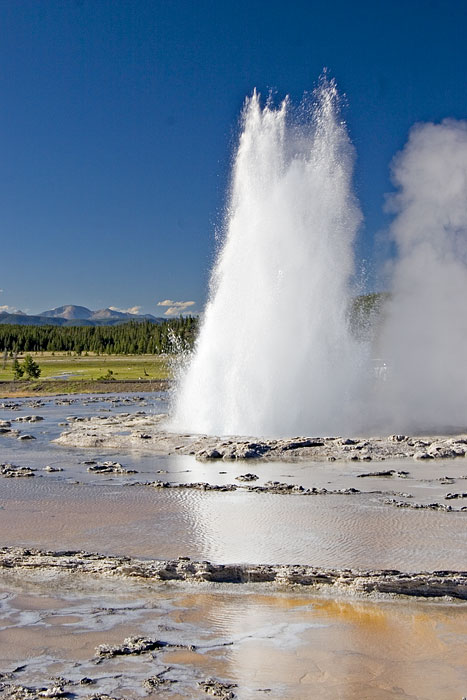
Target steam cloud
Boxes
[376,119,467,432]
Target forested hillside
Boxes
[0,317,198,355]
[0,293,388,355]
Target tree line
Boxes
[0,318,199,355]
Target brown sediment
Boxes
[0,547,465,600]
[0,379,170,398]
[0,579,466,700]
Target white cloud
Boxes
[0,305,16,313]
[109,305,142,315]
[157,299,196,316]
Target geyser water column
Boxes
[172,80,365,437]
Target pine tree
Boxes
[22,355,41,379]
[12,359,24,380]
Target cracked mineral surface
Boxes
[0,560,466,700]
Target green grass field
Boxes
[0,353,171,382]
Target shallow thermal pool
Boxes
[0,392,466,698]
[1,392,466,570]
[1,477,467,571]
[0,572,466,700]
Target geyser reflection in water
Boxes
[172,79,368,437]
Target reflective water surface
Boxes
[1,392,466,570]
[1,392,467,698]
[0,573,466,699]
[1,478,467,570]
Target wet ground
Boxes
[0,571,466,700]
[1,477,467,571]
[1,392,466,569]
[0,393,466,698]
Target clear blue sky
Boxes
[1,0,466,315]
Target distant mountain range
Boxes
[0,305,165,327]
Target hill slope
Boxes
[0,305,163,326]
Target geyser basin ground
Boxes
[1,476,467,570]
[1,393,466,571]
[1,392,467,699]
[54,408,467,465]
[0,568,466,700]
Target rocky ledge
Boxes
[0,464,36,478]
[95,636,191,660]
[0,547,465,600]
[53,413,467,463]
[0,674,234,700]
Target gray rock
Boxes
[95,636,189,659]
[357,469,409,478]
[13,416,44,423]
[281,439,324,449]
[1,464,35,478]
[198,449,223,460]
[0,684,66,699]
[428,443,466,458]
[199,678,237,699]
[53,414,467,464]
[96,636,167,658]
[87,461,137,475]
[143,668,177,690]
[382,497,465,512]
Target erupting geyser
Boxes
[171,79,368,437]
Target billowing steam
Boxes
[376,119,467,432]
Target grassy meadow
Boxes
[0,353,171,382]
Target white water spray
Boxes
[172,80,367,437]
